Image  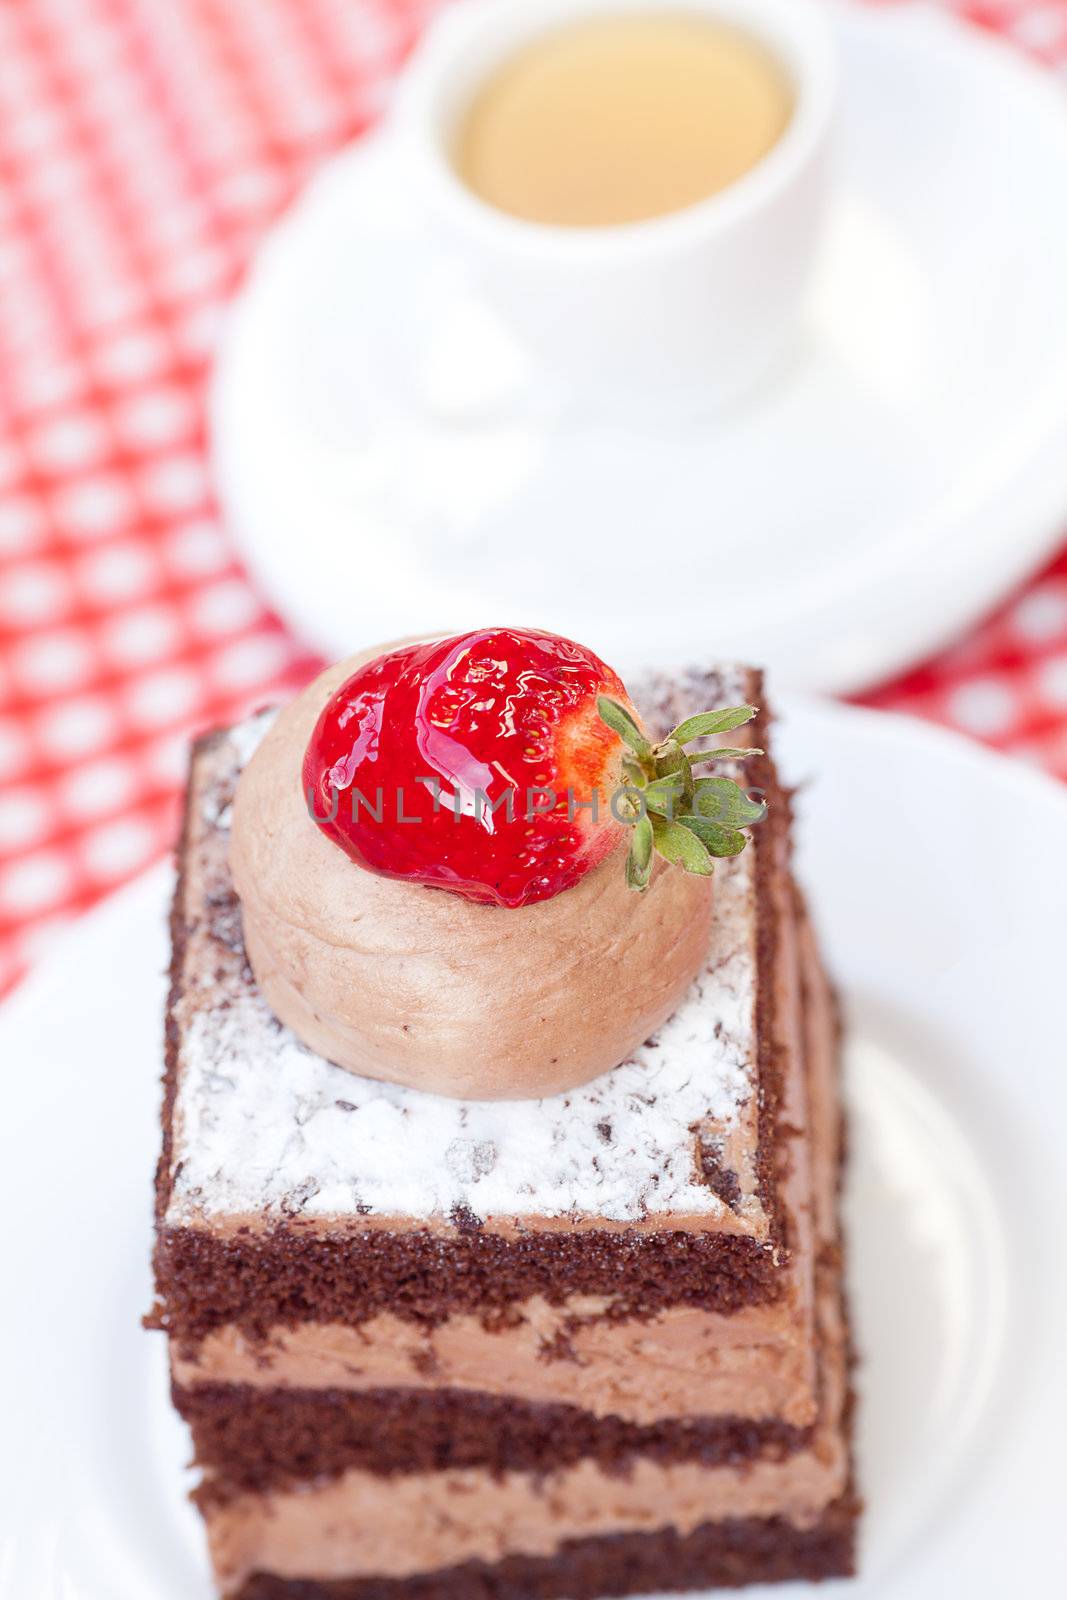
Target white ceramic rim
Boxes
[396,0,838,261]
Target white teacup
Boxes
[392,0,838,412]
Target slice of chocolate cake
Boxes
[149,667,859,1598]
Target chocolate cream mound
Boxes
[230,650,714,1100]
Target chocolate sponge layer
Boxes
[178,1382,811,1494]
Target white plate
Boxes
[212,1,1067,694]
[1,696,1065,1596]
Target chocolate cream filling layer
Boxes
[174,1292,816,1428]
[226,1506,859,1600]
[209,1451,846,1592]
[203,1256,848,1593]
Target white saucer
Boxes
[212,1,1067,693]
[2,697,1065,1595]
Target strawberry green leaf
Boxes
[651,816,715,876]
[597,696,652,760]
[669,705,757,745]
[690,746,762,764]
[693,777,767,826]
[678,815,747,857]
[626,816,654,891]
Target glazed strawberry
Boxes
[303,627,765,908]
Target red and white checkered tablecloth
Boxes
[2,0,1067,999]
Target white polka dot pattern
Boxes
[1,0,1066,996]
